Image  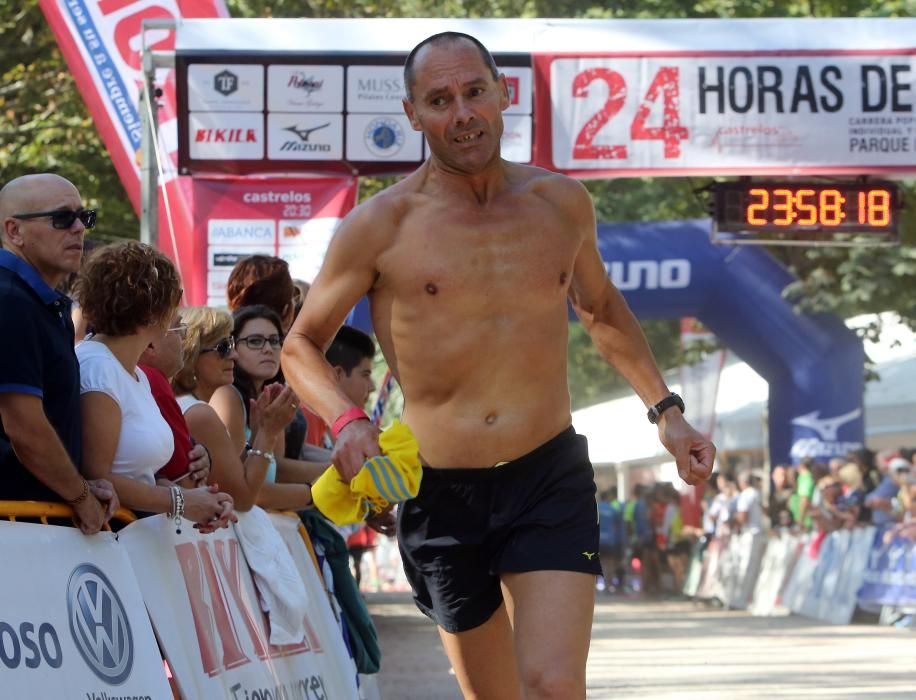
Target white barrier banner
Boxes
[749,532,802,617]
[268,515,380,700]
[795,526,876,625]
[267,513,360,696]
[0,521,171,698]
[119,515,357,700]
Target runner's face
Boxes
[403,40,509,173]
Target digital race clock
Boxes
[713,181,901,236]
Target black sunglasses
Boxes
[12,208,97,230]
[200,336,235,359]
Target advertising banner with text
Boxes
[184,177,358,307]
[0,521,172,699]
[41,0,230,305]
[171,18,916,178]
[537,53,916,177]
[120,514,358,700]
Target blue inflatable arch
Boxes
[349,218,865,466]
[593,219,865,466]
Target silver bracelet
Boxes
[248,447,275,461]
[171,486,185,534]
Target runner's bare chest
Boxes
[377,190,580,318]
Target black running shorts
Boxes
[397,426,601,633]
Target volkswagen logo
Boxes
[67,564,133,685]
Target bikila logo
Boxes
[789,408,863,459]
[364,117,405,158]
[214,70,238,97]
[67,564,133,685]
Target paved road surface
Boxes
[367,593,916,699]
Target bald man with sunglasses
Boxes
[0,174,117,533]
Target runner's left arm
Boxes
[564,178,715,485]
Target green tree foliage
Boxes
[3,0,914,410]
[0,4,138,242]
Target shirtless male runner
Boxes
[282,32,715,700]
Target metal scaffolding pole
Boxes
[139,19,176,248]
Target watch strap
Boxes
[647,393,685,424]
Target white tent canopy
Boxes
[573,313,916,465]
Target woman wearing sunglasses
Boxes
[75,242,234,532]
[172,307,313,511]
[211,305,328,491]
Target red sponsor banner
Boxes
[40,0,230,301]
[40,0,229,209]
[185,177,358,307]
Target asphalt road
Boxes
[367,593,916,699]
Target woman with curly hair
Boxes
[172,306,314,511]
[76,242,233,531]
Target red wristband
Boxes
[331,407,370,439]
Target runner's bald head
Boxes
[404,32,499,102]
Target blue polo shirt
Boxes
[0,249,82,500]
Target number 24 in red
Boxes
[572,66,688,160]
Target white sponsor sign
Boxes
[208,245,274,271]
[189,111,264,160]
[207,268,231,298]
[551,55,916,172]
[267,113,344,160]
[347,65,406,113]
[268,64,344,112]
[278,217,343,283]
[207,218,275,245]
[500,66,533,115]
[0,521,171,698]
[119,515,358,700]
[346,113,423,161]
[501,114,532,163]
[188,63,264,111]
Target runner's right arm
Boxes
[281,195,396,480]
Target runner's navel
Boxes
[425,283,438,295]
[560,271,568,285]
[485,412,498,425]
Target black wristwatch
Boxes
[647,393,685,424]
